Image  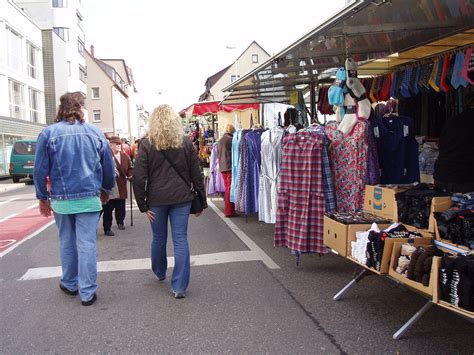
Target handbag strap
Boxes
[160,151,194,191]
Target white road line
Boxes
[0,203,38,223]
[0,213,19,223]
[207,200,280,270]
[19,250,263,280]
[0,220,56,258]
[0,197,20,206]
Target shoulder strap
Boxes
[160,151,193,190]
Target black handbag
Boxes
[161,151,205,214]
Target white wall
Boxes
[0,0,46,123]
[112,86,128,136]
[211,43,270,101]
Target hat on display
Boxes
[345,58,366,99]
[461,47,474,84]
[109,136,122,144]
[356,98,372,119]
[328,68,346,106]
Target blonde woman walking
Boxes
[132,104,207,299]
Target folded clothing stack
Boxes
[452,192,474,210]
[434,208,474,250]
[395,243,417,276]
[325,211,391,225]
[396,183,451,229]
[405,245,443,286]
[365,224,423,272]
[440,254,474,312]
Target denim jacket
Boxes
[34,120,115,201]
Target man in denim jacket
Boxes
[34,92,115,306]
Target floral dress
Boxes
[325,119,368,213]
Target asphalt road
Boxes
[0,191,473,353]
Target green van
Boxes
[9,139,37,183]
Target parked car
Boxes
[9,139,37,183]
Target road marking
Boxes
[0,203,37,223]
[0,213,19,223]
[207,200,280,270]
[0,220,55,258]
[19,250,264,280]
[0,197,20,206]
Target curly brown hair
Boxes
[54,91,85,123]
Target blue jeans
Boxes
[54,212,100,302]
[150,202,191,293]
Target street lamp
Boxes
[226,46,238,82]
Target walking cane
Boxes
[130,179,134,226]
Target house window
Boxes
[231,75,240,82]
[92,110,101,122]
[252,54,259,63]
[91,87,100,99]
[67,61,71,76]
[27,42,39,79]
[52,0,67,8]
[29,88,42,123]
[9,79,25,119]
[77,11,83,30]
[6,26,22,72]
[53,27,69,42]
[79,65,87,82]
[78,38,84,56]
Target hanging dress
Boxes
[207,143,225,196]
[259,126,284,223]
[274,131,326,254]
[325,119,368,213]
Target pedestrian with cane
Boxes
[102,136,133,236]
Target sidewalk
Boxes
[0,178,31,193]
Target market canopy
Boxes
[179,101,260,118]
[221,0,474,105]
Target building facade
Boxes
[13,0,87,124]
[198,41,271,136]
[84,48,132,138]
[0,0,46,176]
[199,41,271,102]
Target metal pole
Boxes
[130,179,133,226]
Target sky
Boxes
[82,0,347,113]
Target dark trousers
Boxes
[102,199,126,231]
[221,171,235,217]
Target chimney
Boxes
[90,45,95,58]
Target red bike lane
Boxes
[0,207,54,256]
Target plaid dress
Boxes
[274,131,326,253]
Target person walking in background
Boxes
[131,138,141,164]
[102,136,133,236]
[34,92,115,306]
[121,138,131,158]
[218,124,236,217]
[133,104,207,299]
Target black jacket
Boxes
[132,137,207,212]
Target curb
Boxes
[0,183,28,194]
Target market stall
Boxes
[219,0,474,339]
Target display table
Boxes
[331,239,473,340]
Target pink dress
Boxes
[325,119,368,213]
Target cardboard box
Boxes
[428,196,453,232]
[323,216,390,257]
[348,232,432,275]
[388,242,439,297]
[364,185,406,221]
[437,301,474,320]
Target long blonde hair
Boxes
[148,104,184,150]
